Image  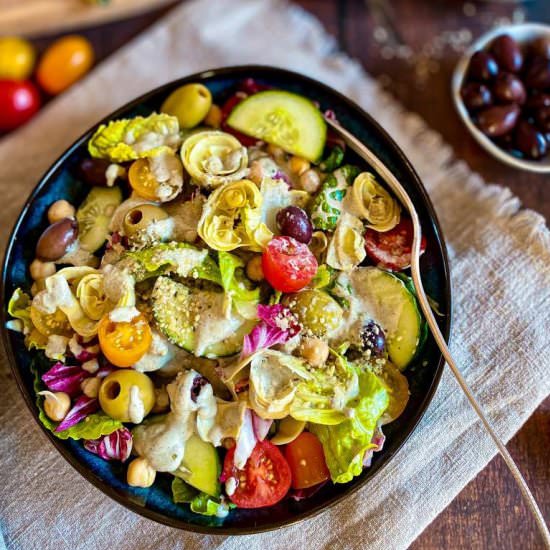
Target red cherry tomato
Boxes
[222,440,291,508]
[221,93,257,146]
[262,236,318,293]
[284,432,330,490]
[364,218,427,271]
[0,80,41,131]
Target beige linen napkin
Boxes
[0,1,549,548]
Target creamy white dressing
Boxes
[45,335,69,361]
[225,477,237,496]
[33,276,74,314]
[128,385,146,423]
[105,164,126,187]
[109,306,140,323]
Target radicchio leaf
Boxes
[289,481,327,502]
[251,411,272,442]
[234,409,256,469]
[42,362,90,396]
[84,427,133,462]
[363,425,386,467]
[55,395,99,432]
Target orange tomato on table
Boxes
[37,35,94,95]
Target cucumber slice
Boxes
[173,434,221,497]
[226,90,327,162]
[152,276,255,358]
[350,267,422,370]
[76,186,122,252]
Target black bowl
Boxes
[1,66,451,534]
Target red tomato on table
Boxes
[222,440,291,508]
[262,236,318,293]
[284,432,330,490]
[0,80,41,131]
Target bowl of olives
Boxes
[452,23,550,172]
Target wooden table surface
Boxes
[28,1,549,548]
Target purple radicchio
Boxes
[273,170,291,187]
[68,335,99,363]
[241,304,300,359]
[363,425,386,467]
[252,411,272,442]
[55,395,99,432]
[42,362,90,396]
[289,481,328,502]
[84,427,133,462]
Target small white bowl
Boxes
[452,23,550,174]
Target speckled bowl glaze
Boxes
[1,66,451,535]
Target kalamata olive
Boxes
[76,157,112,186]
[477,104,520,137]
[490,34,523,73]
[36,217,78,261]
[461,82,492,111]
[492,73,526,105]
[360,320,385,357]
[525,93,550,112]
[276,206,313,244]
[535,106,550,134]
[530,37,550,60]
[468,51,499,81]
[514,119,548,160]
[524,57,550,90]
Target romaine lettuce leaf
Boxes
[309,368,389,483]
[7,288,32,331]
[88,114,181,162]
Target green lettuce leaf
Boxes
[309,368,389,483]
[32,360,122,440]
[171,478,235,517]
[319,146,344,173]
[7,288,32,331]
[88,114,180,162]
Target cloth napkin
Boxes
[0,1,548,549]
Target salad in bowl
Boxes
[5,76,431,520]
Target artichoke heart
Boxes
[326,212,367,272]
[344,172,400,232]
[197,179,272,251]
[76,273,114,321]
[181,130,248,189]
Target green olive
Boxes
[161,83,212,129]
[98,370,155,422]
[283,289,343,337]
[123,204,169,237]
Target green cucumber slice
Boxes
[173,434,221,497]
[152,276,255,358]
[350,267,422,370]
[226,90,327,162]
[76,186,122,252]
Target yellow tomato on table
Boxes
[0,37,35,80]
[36,35,94,95]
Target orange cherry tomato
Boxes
[128,158,159,200]
[284,431,330,490]
[98,312,152,368]
[36,35,94,95]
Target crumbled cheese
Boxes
[225,477,238,496]
[128,385,145,423]
[109,306,140,323]
[82,358,99,374]
[32,276,73,315]
[45,335,69,361]
[68,334,84,358]
[105,163,126,187]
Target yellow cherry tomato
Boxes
[161,83,212,129]
[98,369,155,422]
[36,35,94,95]
[0,37,35,80]
[98,312,152,368]
[128,158,159,200]
[30,305,72,337]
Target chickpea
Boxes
[204,104,222,128]
[81,377,101,399]
[127,457,156,488]
[267,143,285,161]
[289,156,310,176]
[47,200,75,224]
[299,169,321,194]
[29,258,56,281]
[246,255,264,282]
[298,337,329,367]
[248,160,264,185]
[152,386,170,413]
[39,391,71,422]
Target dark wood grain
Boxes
[23,1,550,548]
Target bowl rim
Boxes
[451,22,550,174]
[1,65,452,535]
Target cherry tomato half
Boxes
[0,80,41,131]
[222,440,291,508]
[262,236,318,293]
[37,35,94,95]
[98,312,152,368]
[284,431,330,490]
[0,37,35,80]
[128,158,159,200]
[364,218,427,271]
